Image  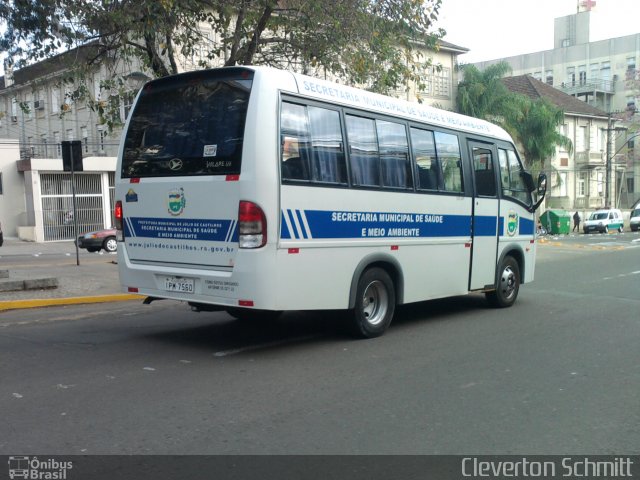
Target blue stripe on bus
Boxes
[474,216,498,237]
[279,209,485,239]
[519,217,534,235]
[281,211,292,239]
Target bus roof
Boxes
[247,65,513,143]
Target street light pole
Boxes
[605,114,612,207]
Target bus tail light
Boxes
[238,201,266,248]
[115,200,124,241]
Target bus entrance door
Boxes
[469,143,499,290]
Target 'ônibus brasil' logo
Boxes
[507,211,518,236]
[168,188,186,216]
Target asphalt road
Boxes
[1,234,639,455]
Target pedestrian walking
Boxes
[573,211,581,232]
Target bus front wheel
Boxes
[486,256,520,308]
[350,267,395,338]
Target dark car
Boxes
[77,228,117,253]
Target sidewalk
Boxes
[0,239,141,311]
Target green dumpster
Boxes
[540,209,571,235]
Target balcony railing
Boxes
[558,79,614,96]
[575,151,605,167]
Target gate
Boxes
[40,173,105,241]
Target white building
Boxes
[473,9,640,208]
[502,75,612,211]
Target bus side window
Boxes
[281,102,311,181]
[472,147,497,197]
[377,120,412,189]
[346,115,380,187]
[435,132,464,193]
[410,127,439,191]
[308,106,347,184]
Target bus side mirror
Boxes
[530,173,547,212]
[537,173,547,197]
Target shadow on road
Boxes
[140,294,490,355]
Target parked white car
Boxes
[583,208,624,234]
[630,207,640,232]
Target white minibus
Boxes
[115,66,546,338]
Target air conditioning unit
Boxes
[34,100,44,110]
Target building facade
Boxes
[502,75,612,213]
[473,10,640,209]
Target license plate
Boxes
[164,277,195,293]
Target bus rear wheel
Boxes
[349,267,395,338]
[486,256,520,308]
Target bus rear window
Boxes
[122,70,253,177]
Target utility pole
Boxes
[605,113,612,207]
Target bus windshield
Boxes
[122,69,253,178]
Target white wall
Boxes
[0,138,27,238]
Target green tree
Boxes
[1,0,445,129]
[456,62,571,171]
[508,96,572,173]
[456,62,519,125]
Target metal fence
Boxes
[40,173,106,241]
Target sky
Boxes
[437,0,640,63]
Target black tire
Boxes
[103,236,117,253]
[349,267,395,338]
[618,226,623,233]
[603,225,609,234]
[486,256,520,308]
[86,247,100,253]
[226,307,281,322]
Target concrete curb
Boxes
[0,294,143,312]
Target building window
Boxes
[578,65,586,85]
[597,171,604,195]
[567,66,575,86]
[81,126,89,153]
[97,126,106,153]
[628,56,636,71]
[601,62,611,86]
[577,172,586,197]
[25,93,33,120]
[51,88,60,114]
[545,70,553,85]
[41,133,48,157]
[53,131,61,156]
[533,71,542,81]
[432,67,451,98]
[558,172,568,197]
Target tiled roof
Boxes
[438,39,469,53]
[501,74,609,119]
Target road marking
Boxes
[603,271,640,280]
[213,334,319,357]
